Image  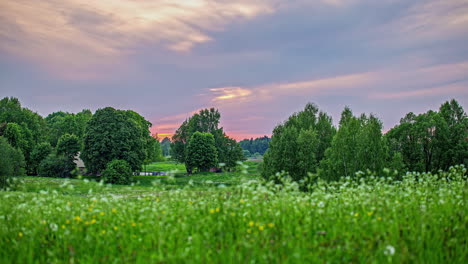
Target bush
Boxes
[0,137,26,189]
[38,154,75,178]
[102,160,133,185]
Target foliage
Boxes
[319,108,388,181]
[262,103,335,181]
[38,154,75,178]
[81,107,147,174]
[102,159,133,185]
[45,110,92,147]
[386,99,467,172]
[56,133,81,160]
[0,166,466,263]
[145,136,164,163]
[172,108,243,172]
[239,136,271,155]
[185,132,218,173]
[0,97,47,171]
[30,142,53,175]
[160,137,171,156]
[0,137,26,188]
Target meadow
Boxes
[0,163,466,263]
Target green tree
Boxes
[262,103,335,181]
[172,108,242,172]
[161,137,172,156]
[38,154,75,178]
[438,99,468,168]
[81,107,146,174]
[186,132,218,173]
[0,137,26,188]
[56,133,81,160]
[30,142,53,175]
[102,160,133,185]
[319,108,388,181]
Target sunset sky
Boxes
[1,0,467,140]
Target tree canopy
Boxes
[172,108,243,172]
[81,107,148,174]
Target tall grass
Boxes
[0,166,466,263]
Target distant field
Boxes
[0,164,466,263]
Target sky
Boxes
[1,0,467,140]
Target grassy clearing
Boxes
[0,165,466,263]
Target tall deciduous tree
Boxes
[262,103,335,181]
[172,108,242,172]
[185,132,218,173]
[319,108,388,181]
[81,107,147,174]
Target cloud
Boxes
[209,87,252,102]
[0,0,275,76]
[370,82,468,99]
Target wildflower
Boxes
[41,220,47,225]
[85,221,90,225]
[209,209,215,214]
[240,199,245,204]
[91,219,96,224]
[215,208,220,213]
[74,216,82,222]
[249,221,254,227]
[354,213,359,217]
[230,213,236,217]
[66,220,70,224]
[384,245,395,256]
[113,226,118,231]
[112,208,117,213]
[100,212,105,216]
[259,225,265,231]
[377,217,382,221]
[367,211,374,216]
[131,222,136,227]
[156,198,160,202]
[61,225,66,229]
[101,230,106,235]
[18,232,23,238]
[268,223,274,228]
[247,229,252,234]
[50,223,58,232]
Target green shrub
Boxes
[102,160,133,185]
[0,137,26,188]
[38,154,75,178]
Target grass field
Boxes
[0,163,466,263]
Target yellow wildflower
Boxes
[131,222,136,227]
[101,230,106,235]
[377,217,382,221]
[209,209,215,214]
[249,221,254,227]
[247,229,251,234]
[215,208,220,213]
[18,232,23,238]
[259,225,265,231]
[268,223,275,228]
[91,219,96,224]
[113,226,118,231]
[367,211,373,216]
[74,216,82,222]
[240,199,245,204]
[112,208,117,213]
[61,225,66,229]
[66,220,70,224]
[100,212,105,216]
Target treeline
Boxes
[0,97,164,187]
[171,108,243,173]
[262,99,467,182]
[239,136,270,157]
